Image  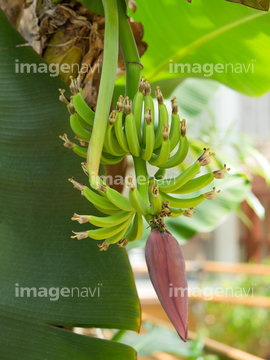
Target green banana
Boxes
[172,172,213,194]
[104,110,126,157]
[115,96,130,154]
[141,107,155,161]
[125,212,144,243]
[77,116,92,131]
[127,176,149,215]
[143,80,155,146]
[60,134,87,158]
[150,184,163,215]
[70,112,91,142]
[171,164,229,194]
[125,97,141,157]
[168,207,196,218]
[73,145,87,158]
[95,205,120,216]
[132,77,145,138]
[154,87,169,149]
[156,159,201,193]
[148,125,171,167]
[99,183,134,212]
[100,151,125,165]
[154,168,166,180]
[106,219,132,244]
[68,179,121,213]
[160,187,220,208]
[159,120,189,169]
[72,210,133,227]
[168,207,184,218]
[68,76,95,128]
[72,91,95,128]
[71,216,132,240]
[169,97,181,151]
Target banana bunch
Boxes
[59,76,230,251]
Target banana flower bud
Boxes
[145,228,188,342]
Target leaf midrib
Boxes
[150,11,267,79]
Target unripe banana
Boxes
[150,184,163,215]
[127,176,149,215]
[167,207,196,218]
[169,97,181,151]
[143,80,155,146]
[160,120,188,169]
[106,219,132,244]
[160,187,220,208]
[154,87,169,149]
[114,96,130,154]
[95,205,120,216]
[141,107,155,161]
[68,179,121,213]
[154,168,166,180]
[132,76,146,139]
[60,134,87,158]
[72,210,133,227]
[99,183,134,212]
[125,212,144,243]
[148,125,171,167]
[100,151,125,165]
[68,76,95,128]
[124,97,141,157]
[156,159,201,193]
[104,110,126,157]
[168,207,184,218]
[72,92,95,128]
[70,111,91,142]
[71,216,132,240]
[171,164,230,195]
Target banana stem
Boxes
[133,156,149,206]
[117,0,143,99]
[111,329,127,342]
[87,0,119,189]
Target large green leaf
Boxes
[132,0,270,96]
[0,306,135,360]
[169,78,219,119]
[0,10,139,358]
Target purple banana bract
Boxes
[145,228,188,342]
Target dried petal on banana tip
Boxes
[71,231,88,240]
[69,75,80,95]
[68,178,86,194]
[180,119,187,136]
[59,133,75,148]
[155,86,164,105]
[98,241,110,252]
[183,208,196,218]
[59,89,70,104]
[171,96,178,114]
[116,95,125,111]
[198,147,215,166]
[145,228,188,342]
[71,213,90,224]
[213,164,231,179]
[124,97,132,114]
[204,187,221,200]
